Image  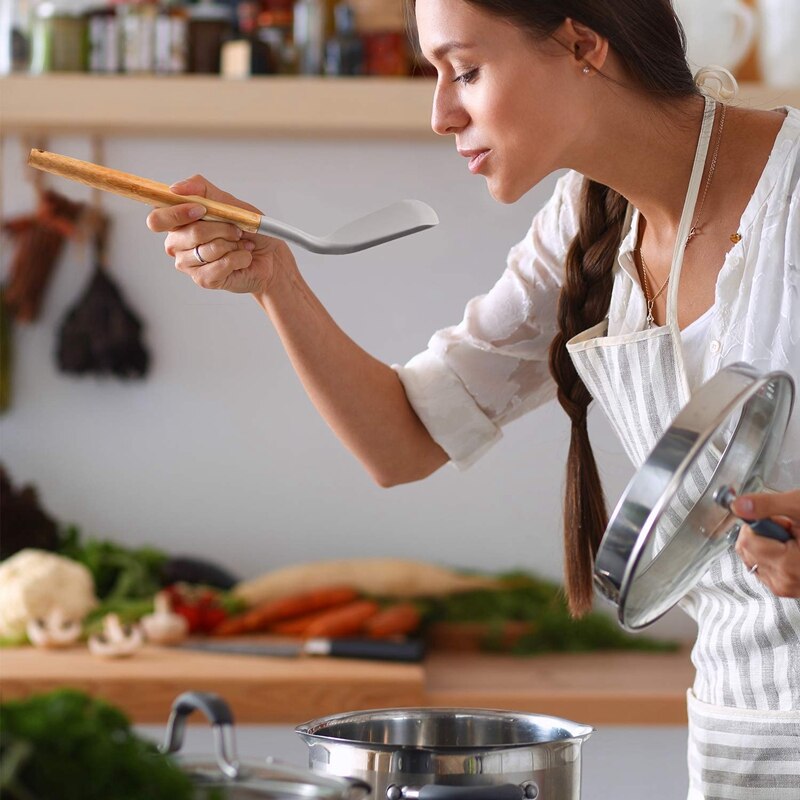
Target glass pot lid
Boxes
[593,363,795,631]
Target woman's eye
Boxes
[453,67,479,85]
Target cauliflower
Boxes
[0,549,97,638]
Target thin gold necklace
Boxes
[687,102,727,243]
[638,101,727,328]
[639,250,670,328]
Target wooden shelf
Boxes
[0,74,438,138]
[1,75,798,138]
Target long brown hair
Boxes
[411,0,700,615]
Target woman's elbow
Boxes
[368,452,448,488]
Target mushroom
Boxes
[140,591,188,645]
[26,607,82,649]
[87,613,143,658]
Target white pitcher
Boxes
[756,0,800,87]
[672,0,756,74]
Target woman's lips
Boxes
[467,150,490,174]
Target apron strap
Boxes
[666,95,717,326]
[665,95,718,397]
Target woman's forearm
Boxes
[253,264,449,486]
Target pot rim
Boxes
[295,706,594,751]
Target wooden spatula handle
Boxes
[27,149,262,233]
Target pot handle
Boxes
[160,690,241,779]
[387,783,537,799]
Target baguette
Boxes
[233,558,500,606]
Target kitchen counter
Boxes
[0,642,695,725]
[425,649,694,724]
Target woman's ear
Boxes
[562,18,609,75]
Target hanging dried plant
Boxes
[3,189,85,322]
[55,215,150,379]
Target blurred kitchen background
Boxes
[1,2,799,798]
[5,0,800,634]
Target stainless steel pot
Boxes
[296,707,593,800]
[161,691,371,799]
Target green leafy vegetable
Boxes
[423,571,678,654]
[58,526,167,602]
[0,689,222,800]
[81,597,156,637]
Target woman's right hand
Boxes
[146,175,297,296]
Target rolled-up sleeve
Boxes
[393,170,583,469]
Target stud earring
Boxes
[582,65,591,75]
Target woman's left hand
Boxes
[733,489,800,597]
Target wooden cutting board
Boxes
[0,640,425,724]
[0,639,696,725]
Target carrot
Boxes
[210,586,359,636]
[301,600,381,638]
[363,603,422,638]
[270,607,341,636]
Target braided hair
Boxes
[547,181,628,615]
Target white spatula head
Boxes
[257,199,439,255]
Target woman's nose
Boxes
[430,85,468,136]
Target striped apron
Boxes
[567,95,800,798]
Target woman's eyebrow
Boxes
[430,40,476,61]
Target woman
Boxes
[147,0,800,795]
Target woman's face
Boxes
[416,0,583,203]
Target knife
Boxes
[173,637,426,663]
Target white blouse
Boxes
[393,107,800,491]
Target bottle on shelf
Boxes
[346,0,407,76]
[220,0,274,77]
[117,0,158,74]
[323,1,363,76]
[154,0,188,74]
[293,0,325,74]
[87,3,119,73]
[361,29,407,76]
[187,0,234,74]
[1,0,33,74]
[256,6,296,74]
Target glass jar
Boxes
[362,30,407,76]
[87,5,119,73]
[117,0,158,74]
[30,0,89,73]
[154,0,188,74]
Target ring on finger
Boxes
[194,243,207,264]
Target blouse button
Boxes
[710,339,721,355]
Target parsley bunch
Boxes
[0,689,220,800]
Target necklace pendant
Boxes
[646,300,655,329]
[687,225,700,242]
